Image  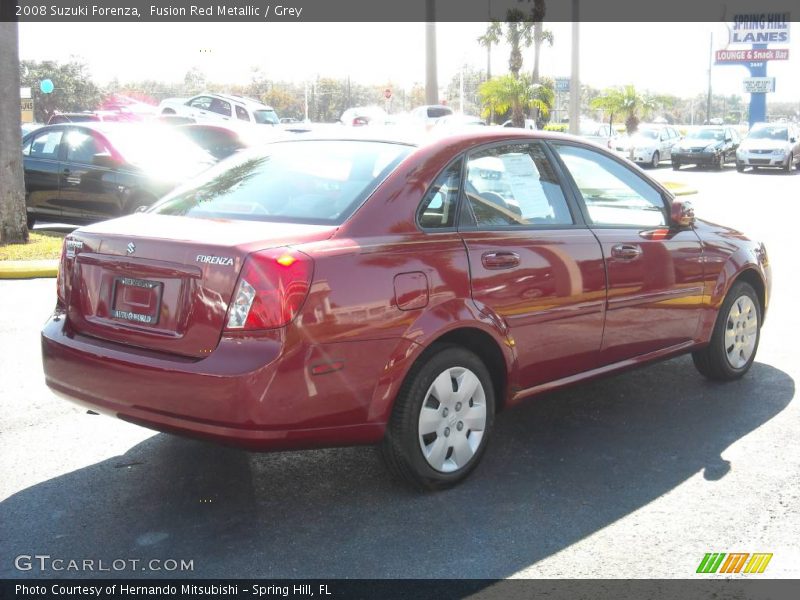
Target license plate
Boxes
[111,277,162,325]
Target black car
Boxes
[671,126,740,170]
[22,123,214,228]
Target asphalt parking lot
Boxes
[1,163,798,580]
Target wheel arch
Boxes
[368,314,514,428]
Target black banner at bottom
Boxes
[2,579,800,600]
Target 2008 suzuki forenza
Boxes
[42,129,771,490]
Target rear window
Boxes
[150,140,413,225]
[427,107,453,119]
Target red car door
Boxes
[458,141,607,392]
[551,142,705,365]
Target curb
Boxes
[0,260,59,279]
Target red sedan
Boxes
[42,129,771,490]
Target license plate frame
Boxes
[110,276,163,326]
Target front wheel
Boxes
[692,281,761,381]
[736,162,745,173]
[26,212,35,230]
[650,151,660,169]
[715,153,725,170]
[785,153,794,173]
[381,345,495,490]
[672,160,681,171]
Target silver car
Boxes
[736,123,800,172]
[613,125,681,168]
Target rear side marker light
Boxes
[225,248,313,331]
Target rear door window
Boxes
[417,159,462,230]
[29,129,64,160]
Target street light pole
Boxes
[568,1,580,134]
[706,32,713,124]
[425,1,438,105]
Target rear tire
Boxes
[672,161,681,171]
[26,213,35,230]
[736,162,745,173]
[692,281,761,381]
[161,108,176,115]
[785,153,794,173]
[380,345,495,490]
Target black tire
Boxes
[161,108,176,115]
[380,344,496,490]
[650,151,660,169]
[692,281,761,381]
[26,213,35,230]
[715,153,724,170]
[785,153,794,173]
[736,162,745,173]
[672,161,681,171]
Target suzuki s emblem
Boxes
[126,242,136,255]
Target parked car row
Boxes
[41,128,771,490]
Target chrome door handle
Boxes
[481,251,520,270]
[611,244,642,260]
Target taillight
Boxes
[56,238,68,307]
[225,248,313,331]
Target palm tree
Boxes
[503,9,534,79]
[479,75,551,127]
[477,21,502,80]
[590,85,654,134]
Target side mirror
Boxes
[791,137,797,143]
[92,152,118,169]
[671,199,695,228]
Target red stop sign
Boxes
[384,88,392,100]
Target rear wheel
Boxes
[26,213,35,230]
[715,153,725,170]
[650,151,660,169]
[672,160,681,171]
[692,281,761,381]
[785,153,794,173]
[736,162,745,173]
[161,108,176,115]
[381,345,495,490]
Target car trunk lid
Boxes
[62,214,334,358]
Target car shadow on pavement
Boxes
[0,356,793,579]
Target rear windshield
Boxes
[253,109,280,125]
[149,140,413,225]
[689,129,725,140]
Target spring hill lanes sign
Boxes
[715,48,789,63]
[728,13,791,45]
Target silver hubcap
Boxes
[418,367,487,473]
[724,295,758,369]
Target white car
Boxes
[433,114,486,129]
[502,119,538,130]
[613,125,681,168]
[410,105,454,129]
[736,123,800,172]
[159,93,280,125]
[339,106,391,127]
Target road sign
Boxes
[21,88,34,123]
[384,88,392,100]
[555,78,570,92]
[728,14,790,45]
[40,79,54,94]
[743,77,776,93]
[715,48,789,62]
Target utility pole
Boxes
[0,20,28,243]
[706,32,713,124]
[425,1,438,105]
[568,2,580,135]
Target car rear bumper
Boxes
[41,313,388,450]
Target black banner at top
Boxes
[2,0,797,22]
